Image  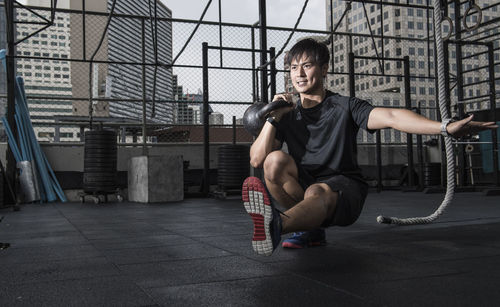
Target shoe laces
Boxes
[290,232,306,238]
[274,207,289,219]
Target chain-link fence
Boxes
[1,1,500,189]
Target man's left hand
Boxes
[447,114,498,138]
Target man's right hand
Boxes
[269,93,295,121]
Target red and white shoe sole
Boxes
[242,176,273,256]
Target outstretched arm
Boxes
[367,107,498,137]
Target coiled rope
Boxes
[376,0,455,225]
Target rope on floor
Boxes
[376,0,455,225]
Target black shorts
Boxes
[297,168,368,227]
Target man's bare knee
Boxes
[263,151,292,183]
[304,184,338,213]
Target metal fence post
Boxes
[251,26,257,102]
[454,0,466,186]
[376,130,382,192]
[202,42,210,196]
[4,0,17,202]
[348,52,354,97]
[259,0,268,103]
[416,104,424,191]
[488,42,499,186]
[141,18,147,156]
[270,47,276,98]
[404,56,414,187]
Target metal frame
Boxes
[1,0,499,195]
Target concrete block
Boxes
[128,155,183,203]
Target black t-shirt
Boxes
[275,90,375,180]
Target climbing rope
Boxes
[376,0,456,225]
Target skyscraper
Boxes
[326,0,499,143]
[70,0,174,124]
[15,0,73,140]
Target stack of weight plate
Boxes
[83,130,117,193]
[423,162,441,186]
[217,145,250,191]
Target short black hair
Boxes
[285,38,330,67]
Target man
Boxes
[242,38,497,256]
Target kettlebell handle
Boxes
[242,99,293,136]
[256,99,291,119]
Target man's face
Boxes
[289,53,327,95]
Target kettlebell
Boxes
[242,99,292,136]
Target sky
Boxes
[160,0,327,31]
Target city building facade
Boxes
[326,0,500,144]
[13,0,174,141]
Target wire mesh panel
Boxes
[1,0,500,190]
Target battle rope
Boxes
[171,0,213,67]
[376,0,456,225]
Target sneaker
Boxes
[242,176,282,256]
[282,229,326,249]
